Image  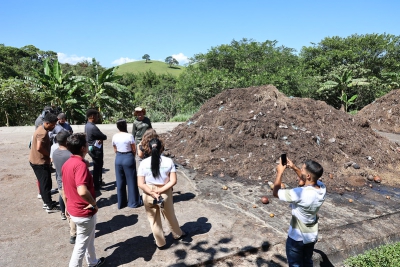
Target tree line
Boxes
[1,33,399,126]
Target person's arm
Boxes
[113,145,117,153]
[287,158,301,178]
[137,143,144,159]
[36,135,50,157]
[132,122,136,139]
[273,159,286,198]
[137,175,160,199]
[92,126,107,141]
[147,118,152,129]
[77,185,98,211]
[154,172,177,194]
[131,143,136,155]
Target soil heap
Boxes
[357,89,400,133]
[163,85,400,193]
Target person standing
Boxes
[35,106,54,129]
[29,112,60,213]
[137,138,185,248]
[273,158,326,267]
[57,113,73,134]
[63,133,105,267]
[131,107,152,148]
[84,109,107,191]
[112,119,142,209]
[52,131,77,244]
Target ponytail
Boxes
[149,138,162,178]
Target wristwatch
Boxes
[90,204,97,210]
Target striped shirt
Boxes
[278,181,326,244]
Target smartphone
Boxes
[281,154,287,166]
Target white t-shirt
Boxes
[137,156,176,185]
[112,132,135,152]
[278,180,326,244]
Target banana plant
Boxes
[318,70,369,111]
[77,58,125,113]
[25,58,86,120]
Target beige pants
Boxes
[143,186,183,247]
[60,189,77,237]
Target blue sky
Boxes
[1,0,399,68]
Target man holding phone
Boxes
[273,156,326,267]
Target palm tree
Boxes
[319,70,369,112]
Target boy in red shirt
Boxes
[63,133,105,267]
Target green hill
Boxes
[115,60,185,76]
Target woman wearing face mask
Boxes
[137,137,185,248]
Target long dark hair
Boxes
[149,138,162,178]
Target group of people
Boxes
[29,106,187,267]
[29,105,327,267]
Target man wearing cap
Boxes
[57,113,73,134]
[132,107,152,147]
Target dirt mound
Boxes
[163,85,400,193]
[357,89,400,133]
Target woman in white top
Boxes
[137,138,185,248]
[112,119,142,209]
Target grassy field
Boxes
[115,60,185,76]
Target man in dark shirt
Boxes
[84,109,107,191]
[132,107,152,146]
[57,113,73,134]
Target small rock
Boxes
[349,199,353,203]
[261,196,269,204]
[222,185,228,190]
[269,213,274,218]
[329,173,333,179]
[253,205,257,208]
[345,187,351,191]
[373,176,382,183]
[367,175,374,181]
[352,163,360,169]
[344,162,354,168]
[366,156,372,161]
[219,173,225,177]
[386,196,391,199]
[369,184,373,188]
[328,138,336,143]
[248,189,253,192]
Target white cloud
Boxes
[172,53,189,65]
[57,52,92,65]
[111,57,138,66]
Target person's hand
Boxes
[97,140,103,145]
[83,203,98,211]
[65,209,71,219]
[276,158,287,174]
[287,158,294,169]
[151,191,160,200]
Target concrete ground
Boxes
[0,123,399,266]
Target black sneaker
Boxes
[43,201,57,209]
[91,257,105,267]
[45,205,60,213]
[61,213,67,220]
[69,236,76,244]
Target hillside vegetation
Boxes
[115,60,185,76]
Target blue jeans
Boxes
[286,236,315,267]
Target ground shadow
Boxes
[104,233,161,265]
[313,249,335,267]
[96,214,138,238]
[179,217,212,243]
[173,191,196,203]
[101,181,116,191]
[97,194,118,209]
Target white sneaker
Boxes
[37,194,42,199]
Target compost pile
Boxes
[163,85,400,193]
[357,89,400,133]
